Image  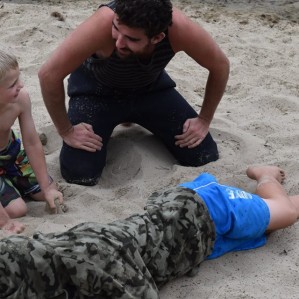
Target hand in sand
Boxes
[44,182,67,214]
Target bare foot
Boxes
[246,165,286,184]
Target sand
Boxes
[0,0,299,298]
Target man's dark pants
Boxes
[60,74,219,185]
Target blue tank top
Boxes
[68,1,175,97]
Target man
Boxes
[39,0,230,185]
[0,165,298,298]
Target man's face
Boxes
[112,15,154,59]
[0,67,24,105]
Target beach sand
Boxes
[0,0,299,298]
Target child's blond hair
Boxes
[0,50,18,83]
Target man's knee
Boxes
[61,168,101,186]
[60,159,103,186]
[59,146,104,186]
[178,150,219,167]
[175,133,219,167]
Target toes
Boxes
[278,168,286,183]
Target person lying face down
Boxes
[0,165,298,298]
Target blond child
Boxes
[0,49,64,234]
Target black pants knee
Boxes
[60,73,219,185]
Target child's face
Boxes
[0,67,24,105]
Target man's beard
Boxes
[115,47,134,59]
[115,42,152,60]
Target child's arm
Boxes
[18,89,64,211]
[0,204,25,234]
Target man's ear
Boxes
[150,32,166,44]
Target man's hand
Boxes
[175,117,210,148]
[1,220,25,234]
[62,123,102,152]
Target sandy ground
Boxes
[0,0,299,298]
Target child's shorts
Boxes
[0,131,41,207]
[180,173,270,259]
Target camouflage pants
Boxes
[0,187,215,299]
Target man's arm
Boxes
[169,8,230,148]
[38,7,114,151]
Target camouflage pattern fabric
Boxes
[0,187,215,299]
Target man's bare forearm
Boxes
[39,75,72,135]
[199,60,230,123]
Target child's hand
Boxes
[1,220,25,234]
[44,184,66,214]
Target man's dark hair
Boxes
[115,0,173,38]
